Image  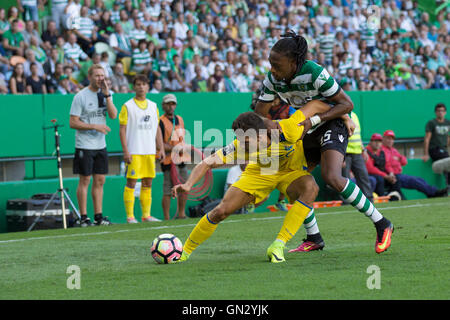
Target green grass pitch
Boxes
[0,198,449,300]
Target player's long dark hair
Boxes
[272,30,308,70]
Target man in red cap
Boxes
[382,130,448,198]
[365,133,403,199]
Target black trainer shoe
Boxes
[80,217,93,227]
[94,216,113,226]
[429,188,448,198]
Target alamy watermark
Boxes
[366,265,381,290]
[66,265,81,290]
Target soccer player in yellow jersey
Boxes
[119,75,165,223]
[172,100,332,263]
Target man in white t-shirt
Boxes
[119,74,165,223]
[69,64,118,227]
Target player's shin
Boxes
[182,213,218,256]
[140,187,152,219]
[340,179,383,223]
[123,186,135,219]
[276,200,312,244]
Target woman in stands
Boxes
[9,63,26,94]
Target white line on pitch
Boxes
[0,201,448,244]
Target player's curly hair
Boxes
[232,112,266,132]
[272,30,308,69]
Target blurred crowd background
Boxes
[0,0,448,95]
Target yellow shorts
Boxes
[126,155,156,179]
[231,168,311,204]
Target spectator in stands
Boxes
[2,19,25,57]
[423,103,450,188]
[17,0,40,29]
[52,0,69,30]
[29,36,47,64]
[26,62,47,94]
[74,5,97,56]
[150,78,162,94]
[432,66,449,90]
[0,73,8,94]
[381,129,447,198]
[46,62,64,94]
[233,63,253,92]
[109,22,132,58]
[63,65,80,93]
[54,35,66,64]
[23,49,44,78]
[8,63,27,94]
[365,133,403,200]
[0,0,448,95]
[41,20,59,52]
[158,94,188,220]
[153,48,172,80]
[64,32,89,71]
[97,10,115,43]
[22,20,41,48]
[99,52,113,78]
[0,8,10,38]
[163,70,185,92]
[7,6,25,31]
[131,39,152,74]
[110,62,129,93]
[191,65,207,92]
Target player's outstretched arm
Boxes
[172,153,224,198]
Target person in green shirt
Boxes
[2,19,25,57]
[0,8,10,38]
[423,103,450,187]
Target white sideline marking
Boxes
[0,201,448,244]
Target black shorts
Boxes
[429,146,449,162]
[303,118,349,165]
[73,148,109,176]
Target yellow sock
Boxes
[140,187,152,219]
[123,186,135,219]
[277,200,312,244]
[183,213,218,255]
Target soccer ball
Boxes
[151,233,183,264]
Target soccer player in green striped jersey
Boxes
[254,31,394,254]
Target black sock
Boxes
[374,217,390,233]
[81,214,88,220]
[306,233,323,244]
[94,213,103,221]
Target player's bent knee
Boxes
[302,178,319,200]
[126,179,137,188]
[322,171,345,191]
[209,203,232,223]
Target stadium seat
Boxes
[121,57,136,76]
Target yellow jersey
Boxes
[216,110,308,174]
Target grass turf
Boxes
[0,198,449,300]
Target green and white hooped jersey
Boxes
[259,60,340,108]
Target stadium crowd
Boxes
[0,0,449,95]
